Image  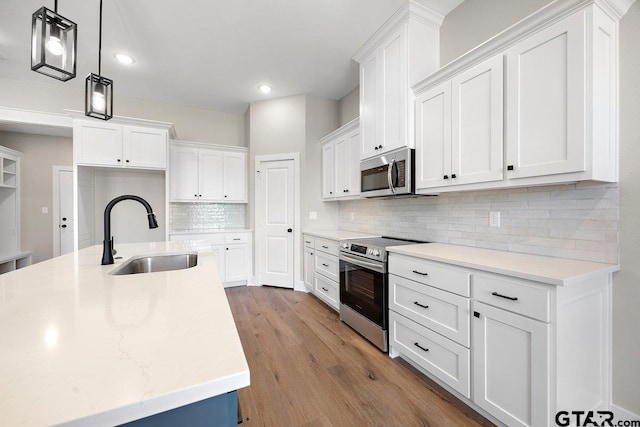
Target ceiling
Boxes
[0,0,463,114]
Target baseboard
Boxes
[611,403,640,421]
[294,279,308,292]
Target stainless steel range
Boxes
[339,237,421,352]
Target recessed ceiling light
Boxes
[114,53,135,65]
[259,84,272,94]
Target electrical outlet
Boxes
[489,211,500,227]
[309,211,317,220]
[42,207,49,214]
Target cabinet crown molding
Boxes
[65,110,177,139]
[170,140,248,153]
[412,0,631,95]
[353,0,443,63]
[319,117,359,143]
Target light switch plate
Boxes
[42,207,49,214]
[489,211,500,227]
[309,211,317,220]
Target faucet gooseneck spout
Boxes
[102,195,159,265]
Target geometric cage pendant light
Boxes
[85,0,113,120]
[31,0,77,81]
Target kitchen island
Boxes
[0,241,249,426]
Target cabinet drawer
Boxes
[315,252,339,282]
[389,274,470,347]
[304,236,315,249]
[389,311,470,398]
[389,254,470,297]
[473,273,551,322]
[315,237,339,256]
[225,233,249,244]
[314,274,339,311]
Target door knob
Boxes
[61,224,67,228]
[62,217,67,221]
[287,228,293,233]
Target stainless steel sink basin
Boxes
[109,252,198,275]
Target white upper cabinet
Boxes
[354,2,441,160]
[73,119,169,170]
[320,118,361,201]
[415,55,503,191]
[412,1,620,192]
[169,142,247,203]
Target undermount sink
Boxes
[109,252,198,275]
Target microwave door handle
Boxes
[387,158,396,194]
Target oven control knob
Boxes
[371,249,381,257]
[341,242,349,249]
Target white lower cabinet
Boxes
[388,251,612,427]
[169,231,252,287]
[303,233,340,311]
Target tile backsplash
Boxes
[170,203,247,230]
[339,183,619,264]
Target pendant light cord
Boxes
[98,0,103,75]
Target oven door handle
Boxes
[340,253,386,274]
[387,158,396,194]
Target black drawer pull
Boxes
[412,270,429,276]
[322,245,329,249]
[492,292,518,301]
[322,263,329,267]
[414,342,429,352]
[322,287,329,292]
[413,301,429,309]
[305,241,311,244]
[233,238,241,241]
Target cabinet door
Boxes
[304,247,315,290]
[451,55,504,186]
[334,137,349,198]
[122,126,167,169]
[346,130,361,196]
[225,244,249,282]
[74,121,123,166]
[473,301,549,427]
[360,53,379,160]
[415,81,451,190]
[169,146,199,201]
[321,142,335,199]
[505,11,585,179]
[199,149,223,201]
[223,152,247,202]
[211,245,226,284]
[380,25,408,153]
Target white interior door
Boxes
[53,167,74,257]
[256,158,295,288]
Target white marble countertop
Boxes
[0,241,249,427]
[302,229,379,241]
[387,243,619,286]
[169,228,252,235]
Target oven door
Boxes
[339,253,387,328]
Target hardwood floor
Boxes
[225,286,495,427]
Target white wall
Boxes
[338,87,359,127]
[0,131,73,263]
[614,1,640,414]
[0,76,245,146]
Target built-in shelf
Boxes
[0,252,32,275]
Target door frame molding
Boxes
[254,153,301,290]
[52,165,73,257]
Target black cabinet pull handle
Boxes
[199,194,202,197]
[451,173,456,178]
[414,342,429,352]
[345,189,349,192]
[310,252,313,255]
[322,263,329,267]
[492,291,518,301]
[507,165,514,171]
[233,238,241,241]
[412,270,428,276]
[413,301,429,309]
[226,248,229,251]
[61,224,67,228]
[474,311,480,318]
[305,241,311,244]
[322,245,329,249]
[62,217,67,221]
[194,194,198,197]
[443,175,449,179]
[374,146,379,150]
[224,195,228,198]
[378,145,383,149]
[322,287,329,292]
[125,159,130,163]
[117,159,121,162]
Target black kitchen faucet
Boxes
[101,195,159,265]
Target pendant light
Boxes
[31,0,77,81]
[85,0,113,120]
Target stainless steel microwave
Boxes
[360,147,414,197]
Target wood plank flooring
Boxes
[225,286,495,427]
